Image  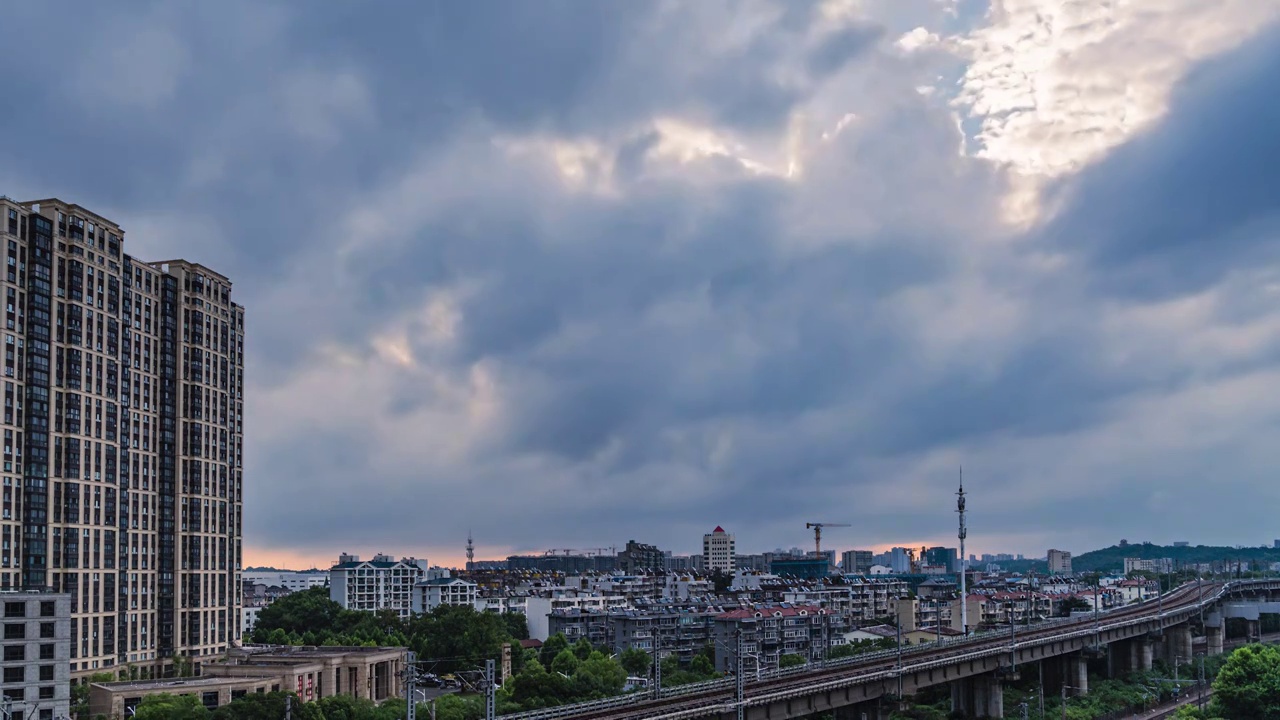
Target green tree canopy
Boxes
[132,693,210,720]
[253,586,343,636]
[571,637,594,661]
[539,633,569,668]
[778,653,807,669]
[1211,643,1280,720]
[551,648,582,677]
[618,647,652,676]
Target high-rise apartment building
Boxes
[702,526,735,573]
[1047,549,1072,575]
[840,549,874,574]
[0,197,244,679]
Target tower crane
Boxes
[805,522,851,559]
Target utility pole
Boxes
[957,471,968,636]
[285,695,293,720]
[1198,654,1206,712]
[1009,600,1018,670]
[652,641,662,700]
[405,650,418,720]
[736,628,745,720]
[1039,663,1045,720]
[2,695,11,720]
[896,612,904,700]
[485,659,496,720]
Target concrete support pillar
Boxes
[1247,620,1260,642]
[951,678,972,716]
[1207,625,1225,656]
[1069,654,1088,695]
[1139,640,1154,672]
[986,677,1005,719]
[972,677,989,719]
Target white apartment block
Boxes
[411,577,478,614]
[702,526,735,573]
[328,554,427,619]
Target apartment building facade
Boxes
[328,554,428,619]
[0,589,72,719]
[702,527,735,573]
[0,197,244,679]
[1047,549,1072,575]
[411,577,479,614]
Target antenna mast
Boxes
[957,468,968,635]
[467,530,475,571]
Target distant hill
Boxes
[1071,543,1280,573]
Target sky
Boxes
[2,0,1280,570]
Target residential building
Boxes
[1047,549,1072,575]
[241,571,327,593]
[328,554,428,619]
[89,645,406,716]
[702,527,735,573]
[611,608,717,663]
[770,558,829,579]
[412,577,479,614]
[0,198,245,679]
[616,540,664,574]
[0,590,72,719]
[924,547,960,573]
[889,548,913,573]
[734,554,770,573]
[712,605,825,674]
[840,550,873,574]
[1123,557,1173,575]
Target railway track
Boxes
[504,581,1232,720]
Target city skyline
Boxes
[4,2,1280,570]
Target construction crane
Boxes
[805,522,851,559]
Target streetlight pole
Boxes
[896,611,904,701]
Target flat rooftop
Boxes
[93,676,274,693]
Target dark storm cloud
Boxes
[1042,25,1280,300]
[2,1,1279,562]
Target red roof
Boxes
[713,526,725,533]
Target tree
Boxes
[539,634,569,669]
[690,654,715,676]
[132,693,210,720]
[1059,597,1092,617]
[571,651,627,699]
[509,658,569,709]
[253,586,344,639]
[551,648,581,677]
[212,692,323,720]
[571,637,594,661]
[313,693,381,720]
[710,568,733,594]
[778,653,807,669]
[503,613,530,640]
[618,647,652,677]
[408,604,511,673]
[1211,643,1280,719]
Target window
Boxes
[3,645,21,661]
[3,623,23,640]
[38,665,54,682]
[39,601,54,617]
[3,601,23,618]
[3,666,23,683]
[39,622,54,639]
[39,644,54,660]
